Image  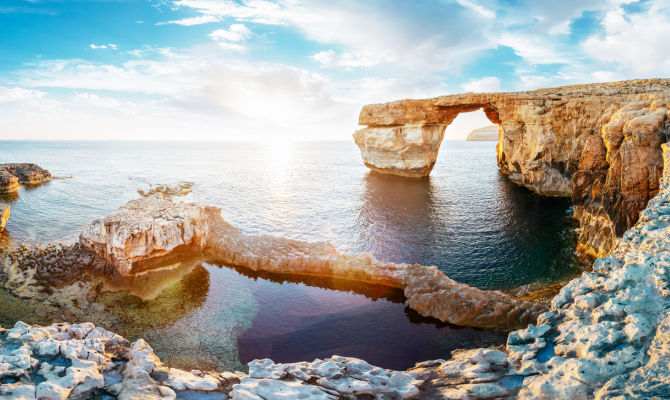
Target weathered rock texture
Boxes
[0,321,243,400]
[466,125,499,141]
[0,170,20,194]
[78,194,545,331]
[355,79,670,258]
[79,198,210,276]
[9,143,670,399]
[30,138,670,399]
[352,124,447,177]
[0,164,51,192]
[0,321,519,400]
[1,204,9,232]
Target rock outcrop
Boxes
[78,194,545,331]
[0,170,20,194]
[355,79,670,258]
[79,197,210,276]
[0,321,243,400]
[352,124,446,177]
[0,164,51,190]
[1,204,9,232]
[466,125,499,141]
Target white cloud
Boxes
[311,49,385,69]
[158,15,220,25]
[582,0,670,76]
[6,47,364,140]
[90,44,118,50]
[72,92,121,109]
[171,0,497,74]
[498,33,570,64]
[461,77,501,93]
[455,0,495,19]
[209,24,252,42]
[0,86,46,103]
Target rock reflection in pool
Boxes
[95,261,507,372]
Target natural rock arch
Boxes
[353,79,670,258]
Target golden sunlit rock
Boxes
[0,204,9,232]
[355,79,670,259]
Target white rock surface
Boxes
[353,124,447,177]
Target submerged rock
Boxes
[355,79,670,259]
[137,182,194,200]
[78,193,545,331]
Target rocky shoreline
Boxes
[5,143,670,398]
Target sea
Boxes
[0,140,580,371]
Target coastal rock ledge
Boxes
[354,79,670,259]
[78,194,545,331]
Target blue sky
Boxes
[0,0,668,140]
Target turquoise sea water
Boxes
[0,140,580,370]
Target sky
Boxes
[0,0,668,141]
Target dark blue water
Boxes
[0,140,579,371]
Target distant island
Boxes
[466,125,499,141]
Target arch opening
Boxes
[443,108,499,141]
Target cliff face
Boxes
[355,79,670,258]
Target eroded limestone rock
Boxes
[352,124,447,177]
[403,265,546,331]
[79,197,210,275]
[0,321,235,400]
[78,194,545,330]
[356,79,670,258]
[0,164,51,188]
[0,170,20,194]
[1,321,524,400]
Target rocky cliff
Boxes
[355,79,670,258]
